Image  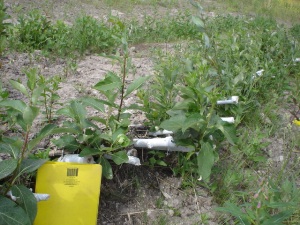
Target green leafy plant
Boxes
[216,178,300,225]
[16,10,55,51]
[0,0,10,59]
[0,69,62,225]
[138,5,237,181]
[37,73,62,123]
[70,15,121,56]
[53,33,149,179]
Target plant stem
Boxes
[4,126,30,195]
[43,89,50,122]
[117,54,127,122]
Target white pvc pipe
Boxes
[294,58,300,62]
[217,96,239,105]
[220,117,235,123]
[34,193,50,202]
[7,190,50,202]
[133,136,193,152]
[148,129,173,136]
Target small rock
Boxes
[168,209,174,217]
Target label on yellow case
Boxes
[34,162,102,225]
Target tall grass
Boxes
[217,0,300,24]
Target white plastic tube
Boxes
[148,129,173,136]
[294,58,300,62]
[133,136,193,152]
[34,193,50,202]
[7,191,50,202]
[220,117,235,123]
[217,96,239,105]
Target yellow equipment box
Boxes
[34,161,102,225]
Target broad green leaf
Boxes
[31,85,44,105]
[25,68,37,91]
[11,185,37,224]
[99,133,112,142]
[23,106,39,127]
[172,99,194,110]
[191,16,204,29]
[16,114,27,131]
[9,80,29,97]
[0,100,26,112]
[0,141,21,159]
[203,33,210,48]
[261,210,294,225]
[0,159,18,180]
[114,134,131,147]
[70,101,87,126]
[93,72,122,92]
[112,128,127,142]
[111,151,128,165]
[28,124,56,151]
[99,157,113,179]
[216,122,237,145]
[50,127,81,135]
[160,115,186,132]
[56,107,73,118]
[19,159,47,174]
[51,135,80,151]
[179,86,196,99]
[124,76,150,98]
[0,195,31,225]
[81,97,105,113]
[182,113,204,132]
[197,142,215,182]
[89,116,107,125]
[156,160,167,166]
[79,147,100,157]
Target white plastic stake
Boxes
[220,117,235,123]
[217,96,239,105]
[148,129,173,136]
[133,136,193,152]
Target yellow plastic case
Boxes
[34,161,102,225]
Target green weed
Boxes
[0,0,10,57]
[0,68,62,225]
